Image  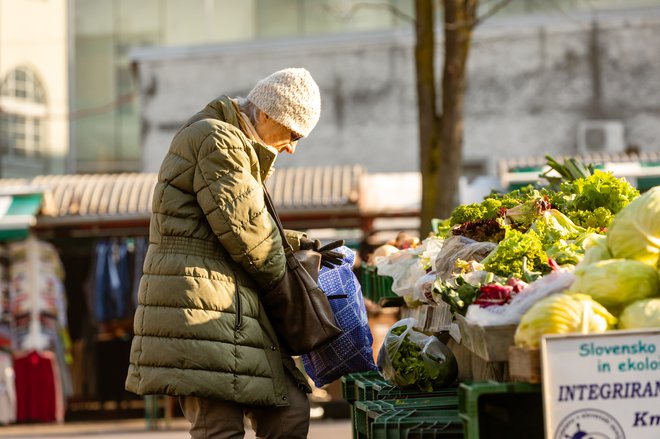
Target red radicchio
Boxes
[474,278,527,307]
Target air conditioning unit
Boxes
[577,120,625,154]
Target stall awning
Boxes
[0,192,43,241]
[0,166,367,235]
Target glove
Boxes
[299,238,345,269]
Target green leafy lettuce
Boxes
[551,170,639,229]
[481,228,550,279]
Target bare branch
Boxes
[323,1,415,24]
[445,0,513,31]
[473,0,513,27]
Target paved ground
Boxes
[0,417,353,438]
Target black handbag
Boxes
[260,187,342,355]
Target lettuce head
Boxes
[569,258,660,316]
[578,233,611,266]
[619,298,660,329]
[607,186,660,266]
[514,292,616,349]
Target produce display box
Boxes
[455,314,516,362]
[507,346,541,384]
[459,381,543,439]
[354,397,459,438]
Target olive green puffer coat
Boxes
[125,96,309,407]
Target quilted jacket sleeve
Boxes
[194,126,286,290]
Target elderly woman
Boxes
[125,68,341,439]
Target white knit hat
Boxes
[247,68,321,138]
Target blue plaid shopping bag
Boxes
[302,246,378,387]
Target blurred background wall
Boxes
[1,0,659,179]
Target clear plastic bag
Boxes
[434,235,496,281]
[465,270,576,326]
[374,236,444,302]
[377,318,458,392]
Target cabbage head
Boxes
[569,259,660,316]
[578,233,611,266]
[514,293,616,349]
[607,186,660,266]
[619,298,660,329]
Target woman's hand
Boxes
[299,238,345,268]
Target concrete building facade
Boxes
[131,7,660,179]
[0,0,70,178]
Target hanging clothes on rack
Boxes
[0,347,15,425]
[13,350,63,423]
[0,244,11,351]
[93,238,132,323]
[0,245,12,425]
[7,237,70,424]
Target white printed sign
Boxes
[542,330,660,439]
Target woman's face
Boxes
[254,110,299,154]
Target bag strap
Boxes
[263,186,295,253]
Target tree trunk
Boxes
[415,0,478,236]
[436,0,478,222]
[414,0,440,236]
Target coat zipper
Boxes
[233,270,242,331]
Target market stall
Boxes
[0,165,368,423]
[345,156,660,439]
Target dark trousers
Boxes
[179,372,310,439]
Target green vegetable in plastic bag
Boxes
[569,258,660,316]
[619,298,660,329]
[514,293,617,349]
[607,186,660,266]
[377,318,458,392]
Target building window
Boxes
[0,67,47,159]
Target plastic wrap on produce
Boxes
[375,236,444,300]
[434,236,496,281]
[464,270,576,326]
[413,271,437,303]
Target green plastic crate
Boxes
[459,381,543,439]
[407,425,466,439]
[371,409,463,439]
[341,371,382,403]
[375,273,405,307]
[370,380,459,401]
[360,263,377,301]
[358,262,401,306]
[355,377,383,402]
[354,397,459,438]
[354,376,459,402]
[342,371,383,439]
